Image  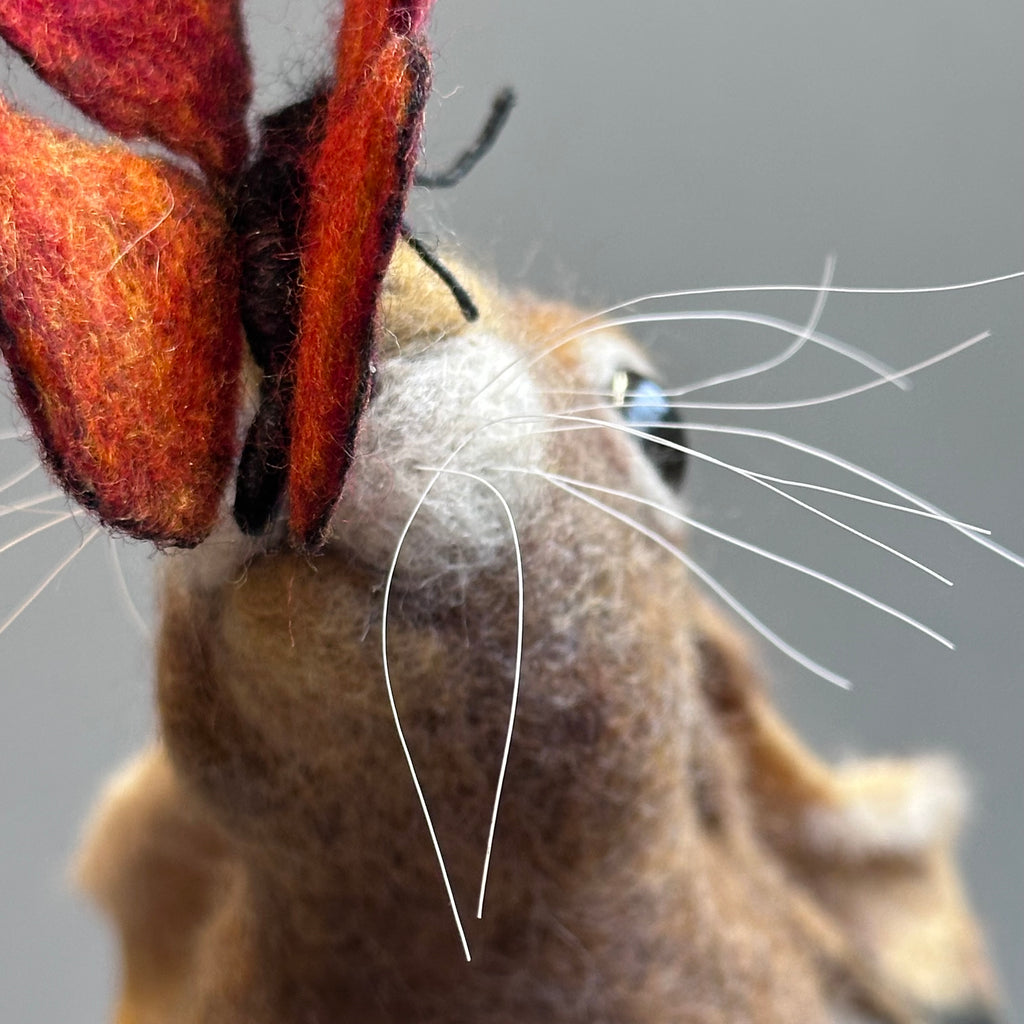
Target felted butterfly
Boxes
[0,0,434,549]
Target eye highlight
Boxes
[611,369,688,489]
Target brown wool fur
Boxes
[77,246,1003,1024]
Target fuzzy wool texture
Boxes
[0,0,1002,1017]
[801,756,969,860]
[0,98,243,544]
[232,93,327,536]
[287,0,434,548]
[0,0,251,180]
[75,248,1005,1024]
[334,328,549,586]
[1,0,439,550]
[692,606,1000,1019]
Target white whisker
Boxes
[0,490,72,518]
[681,421,1024,570]
[381,462,472,962]
[417,466,525,921]
[0,525,101,638]
[668,331,989,412]
[496,309,905,404]
[534,473,853,688]
[0,510,78,556]
[107,537,152,641]
[528,397,987,534]
[744,477,989,533]
[0,460,41,495]
[516,469,952,649]
[477,269,1024,404]
[562,269,1024,328]
[551,330,991,414]
[105,181,175,272]
[658,252,836,398]
[532,415,954,585]
[469,409,981,536]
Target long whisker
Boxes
[742,476,989,533]
[0,461,41,495]
[107,537,152,641]
[0,525,101,638]
[0,509,78,556]
[0,490,72,518]
[530,415,953,584]
[417,466,525,921]
[475,268,1024,407]
[488,309,905,405]
[676,330,990,410]
[560,269,1024,332]
[527,393,987,534]
[426,397,988,594]
[534,473,853,688]
[523,411,984,532]
[679,421,1024,570]
[476,268,1024,404]
[662,332,990,412]
[381,462,472,962]
[512,468,952,649]
[656,252,836,398]
[551,330,990,413]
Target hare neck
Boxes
[155,551,828,1022]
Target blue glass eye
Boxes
[612,370,688,489]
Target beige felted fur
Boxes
[77,245,1003,1024]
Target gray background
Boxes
[1,1,1021,1020]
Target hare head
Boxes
[0,1,1009,1022]
[73,241,1004,1024]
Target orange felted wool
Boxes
[0,0,251,181]
[0,98,243,545]
[287,0,434,548]
[1,0,438,551]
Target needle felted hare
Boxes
[72,238,1003,1024]
[0,1,1013,1022]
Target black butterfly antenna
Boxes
[404,88,516,323]
[415,87,516,189]
[401,229,479,322]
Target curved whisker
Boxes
[0,525,101,638]
[484,309,904,406]
[553,269,1024,336]
[0,490,73,518]
[660,252,837,398]
[509,468,952,650]
[528,415,954,585]
[680,421,1024,570]
[0,460,41,495]
[505,404,987,534]
[381,460,472,962]
[416,466,525,922]
[0,509,79,556]
[107,537,152,641]
[531,472,853,688]
[743,477,989,533]
[550,331,991,415]
[669,332,989,411]
[477,267,1024,405]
